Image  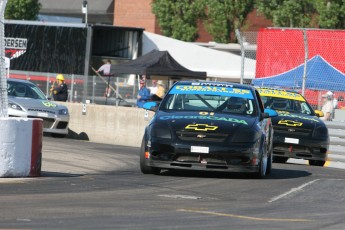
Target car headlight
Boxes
[8,102,23,111]
[151,123,171,139]
[231,129,260,143]
[312,125,328,138]
[58,109,69,115]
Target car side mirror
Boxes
[262,109,278,118]
[314,110,324,117]
[143,101,158,112]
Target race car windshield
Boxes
[160,85,257,116]
[7,81,47,100]
[262,96,314,115]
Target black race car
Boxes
[258,88,329,166]
[140,81,277,178]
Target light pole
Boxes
[82,1,88,25]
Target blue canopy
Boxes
[252,55,345,91]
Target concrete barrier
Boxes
[0,118,42,177]
[62,102,154,147]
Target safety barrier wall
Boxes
[61,102,154,147]
[0,118,42,177]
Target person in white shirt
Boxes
[97,59,111,76]
[321,91,334,121]
[149,80,158,96]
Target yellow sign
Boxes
[258,88,305,101]
[278,120,303,127]
[185,124,218,131]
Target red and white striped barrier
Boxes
[0,118,42,177]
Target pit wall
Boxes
[61,102,154,147]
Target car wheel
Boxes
[273,156,288,163]
[254,145,267,179]
[139,138,161,175]
[309,160,326,167]
[266,136,273,175]
[266,152,273,175]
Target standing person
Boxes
[96,59,111,76]
[51,74,68,102]
[97,59,114,100]
[151,80,166,101]
[321,91,334,121]
[149,80,158,97]
[137,80,151,108]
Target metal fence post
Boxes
[235,29,245,85]
[0,0,8,117]
[302,29,308,96]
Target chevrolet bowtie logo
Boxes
[185,124,218,131]
[278,120,303,127]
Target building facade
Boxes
[113,0,272,42]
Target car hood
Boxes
[272,111,324,129]
[9,97,68,111]
[155,111,258,133]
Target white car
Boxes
[7,78,69,137]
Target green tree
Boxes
[313,0,345,29]
[256,0,315,28]
[203,0,254,43]
[5,0,41,20]
[151,0,205,42]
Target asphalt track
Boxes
[0,136,344,229]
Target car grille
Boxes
[57,121,68,129]
[273,125,312,136]
[28,116,55,128]
[176,130,228,142]
[28,108,56,115]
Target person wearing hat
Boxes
[321,91,334,121]
[51,74,68,102]
[151,80,166,101]
[137,79,151,108]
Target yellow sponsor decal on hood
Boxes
[258,89,305,101]
[42,101,57,107]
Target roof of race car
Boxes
[176,81,254,90]
[256,87,306,102]
[7,78,36,86]
[171,81,255,99]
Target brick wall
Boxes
[114,1,271,42]
[114,0,158,32]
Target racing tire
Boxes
[309,160,326,167]
[140,138,161,175]
[253,145,268,179]
[266,136,273,175]
[273,156,288,163]
[266,153,273,175]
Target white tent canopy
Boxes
[142,32,256,81]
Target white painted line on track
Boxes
[268,179,319,203]
[286,158,345,169]
[158,194,202,200]
[0,178,36,183]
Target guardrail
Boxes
[325,121,345,163]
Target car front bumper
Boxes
[146,139,262,173]
[272,134,329,161]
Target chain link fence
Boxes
[0,0,7,117]
[237,28,345,110]
[8,70,169,107]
